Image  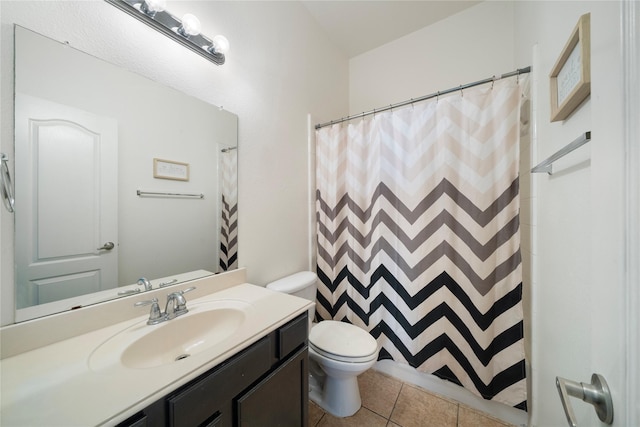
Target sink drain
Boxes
[175,354,191,361]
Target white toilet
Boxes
[266,271,379,417]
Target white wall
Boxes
[348,1,515,114]
[0,0,349,325]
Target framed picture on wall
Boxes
[153,158,190,181]
[549,13,591,122]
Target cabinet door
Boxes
[236,347,308,427]
[168,337,271,427]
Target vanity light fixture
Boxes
[105,0,229,65]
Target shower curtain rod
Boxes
[315,66,531,130]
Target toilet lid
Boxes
[309,321,378,361]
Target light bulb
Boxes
[179,14,201,37]
[143,0,165,13]
[211,35,230,55]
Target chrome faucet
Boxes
[134,287,196,325]
[118,277,152,297]
[165,287,195,319]
[137,277,153,291]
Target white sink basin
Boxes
[89,299,252,371]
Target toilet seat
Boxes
[310,342,378,363]
[309,321,378,363]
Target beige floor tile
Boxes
[358,370,403,418]
[389,384,458,427]
[318,407,388,427]
[457,405,514,427]
[386,422,402,427]
[309,401,325,427]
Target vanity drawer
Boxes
[167,336,271,427]
[276,312,308,360]
[116,400,165,427]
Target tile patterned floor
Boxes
[308,370,516,427]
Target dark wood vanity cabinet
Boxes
[116,313,308,427]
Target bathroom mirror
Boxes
[13,26,238,322]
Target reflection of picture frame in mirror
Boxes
[550,13,590,122]
[153,158,190,181]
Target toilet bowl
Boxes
[266,272,380,417]
[308,320,378,417]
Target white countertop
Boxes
[0,283,313,426]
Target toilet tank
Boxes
[266,271,318,301]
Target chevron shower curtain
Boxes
[315,78,527,409]
[219,149,238,271]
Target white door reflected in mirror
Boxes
[15,94,118,309]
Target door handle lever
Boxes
[97,242,115,250]
[556,373,613,426]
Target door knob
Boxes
[97,242,115,250]
[556,373,613,426]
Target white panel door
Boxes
[531,3,638,426]
[15,94,118,308]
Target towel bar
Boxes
[136,190,204,199]
[531,132,591,175]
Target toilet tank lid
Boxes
[266,271,317,293]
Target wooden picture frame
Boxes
[549,13,591,122]
[153,158,189,181]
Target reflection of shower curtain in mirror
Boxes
[219,149,238,271]
[315,78,528,409]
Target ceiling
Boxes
[300,1,482,58]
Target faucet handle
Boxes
[159,278,178,288]
[167,286,196,299]
[134,297,165,325]
[176,287,196,304]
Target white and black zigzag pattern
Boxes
[219,150,238,271]
[219,194,238,271]
[315,78,527,410]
